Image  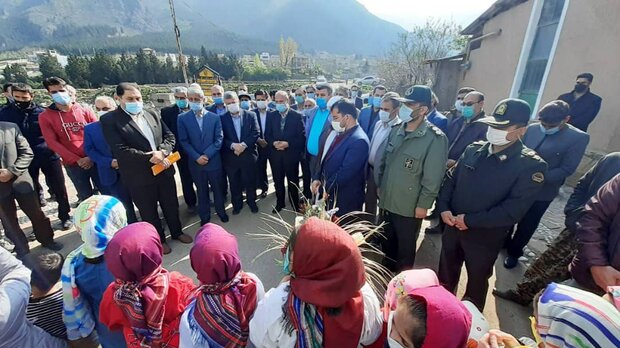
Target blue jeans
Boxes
[65,165,98,202]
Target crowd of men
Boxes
[0,70,616,317]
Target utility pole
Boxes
[168,0,189,85]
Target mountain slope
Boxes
[0,0,404,55]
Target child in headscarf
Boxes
[100,222,195,347]
[250,216,383,348]
[372,269,472,348]
[179,223,265,347]
[61,195,128,347]
[478,283,620,348]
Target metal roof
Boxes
[461,0,530,35]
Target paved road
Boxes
[30,170,535,340]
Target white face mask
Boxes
[331,119,346,133]
[96,110,108,118]
[486,127,511,146]
[227,103,240,114]
[379,110,392,123]
[256,100,268,109]
[387,311,405,348]
[454,99,464,112]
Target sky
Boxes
[357,0,498,30]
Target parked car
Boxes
[316,75,327,84]
[355,75,383,86]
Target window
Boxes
[518,0,566,109]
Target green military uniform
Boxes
[377,118,448,271]
[436,98,548,311]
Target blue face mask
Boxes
[268,101,276,109]
[351,91,358,98]
[214,97,223,105]
[316,97,328,109]
[176,99,188,109]
[124,101,143,115]
[295,95,304,104]
[307,92,315,99]
[372,97,381,108]
[367,96,374,106]
[240,100,251,110]
[462,105,475,119]
[52,92,72,105]
[540,123,561,135]
[276,103,288,113]
[189,102,202,112]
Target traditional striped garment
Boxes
[285,293,324,348]
[535,283,620,348]
[27,288,67,339]
[61,195,127,340]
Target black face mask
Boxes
[15,101,31,110]
[574,84,588,93]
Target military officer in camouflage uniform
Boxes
[436,98,547,311]
[377,85,448,272]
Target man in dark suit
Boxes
[253,89,272,198]
[558,72,602,132]
[206,84,227,116]
[101,83,192,254]
[266,91,306,213]
[83,97,137,223]
[311,99,369,217]
[350,84,364,109]
[220,91,260,214]
[177,86,228,225]
[0,121,60,256]
[358,85,387,141]
[160,86,197,212]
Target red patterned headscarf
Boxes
[105,222,170,346]
[188,224,258,347]
[285,217,366,347]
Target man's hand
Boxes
[591,265,620,290]
[196,155,209,165]
[278,141,289,150]
[77,157,93,170]
[257,138,268,148]
[111,159,119,169]
[446,159,456,168]
[455,214,468,231]
[414,207,427,219]
[478,329,521,348]
[148,151,166,164]
[441,211,457,226]
[0,169,14,183]
[161,158,171,169]
[311,180,321,194]
[232,143,246,155]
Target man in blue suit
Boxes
[358,85,387,140]
[177,86,228,225]
[83,98,137,223]
[206,84,227,116]
[426,91,448,134]
[266,91,306,213]
[220,91,260,214]
[311,99,369,217]
[305,83,335,179]
[504,100,590,268]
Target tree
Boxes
[116,53,136,82]
[65,55,90,88]
[38,54,66,80]
[3,64,29,83]
[378,19,465,93]
[279,36,298,68]
[89,51,119,87]
[187,55,199,76]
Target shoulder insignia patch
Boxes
[532,172,545,183]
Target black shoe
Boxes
[250,205,259,214]
[26,232,36,242]
[219,214,229,223]
[60,219,73,231]
[200,220,210,226]
[272,206,283,214]
[232,208,241,215]
[259,191,268,199]
[503,256,519,269]
[187,205,196,214]
[492,288,531,306]
[425,225,442,234]
[42,241,63,251]
[39,197,48,207]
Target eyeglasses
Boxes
[463,101,480,106]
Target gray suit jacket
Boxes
[0,122,34,198]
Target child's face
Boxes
[389,302,416,347]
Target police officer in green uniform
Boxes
[436,98,547,311]
[377,85,448,272]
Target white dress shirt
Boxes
[130,111,157,151]
[259,110,268,136]
[368,116,400,167]
[194,108,204,131]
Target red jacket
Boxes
[100,272,196,348]
[39,103,97,165]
